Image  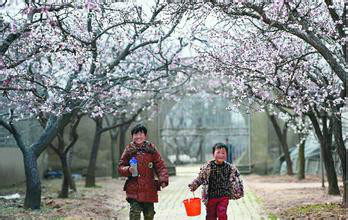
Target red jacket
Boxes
[118,141,169,203]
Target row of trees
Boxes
[185,0,347,207]
[0,0,193,209]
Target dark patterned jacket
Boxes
[188,160,244,205]
[118,141,169,203]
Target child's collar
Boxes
[211,160,225,165]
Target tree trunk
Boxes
[50,126,78,197]
[297,136,305,180]
[119,125,127,162]
[23,149,41,209]
[67,147,74,172]
[85,117,103,187]
[340,1,347,207]
[268,113,293,175]
[104,116,120,179]
[110,129,119,178]
[322,115,340,195]
[59,156,69,198]
[66,147,76,191]
[59,155,76,198]
[308,112,340,195]
[66,115,80,191]
[118,119,132,165]
[199,137,205,163]
[321,140,340,195]
[68,163,77,191]
[344,1,348,64]
[50,148,77,197]
[332,114,347,207]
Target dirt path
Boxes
[243,174,345,219]
[0,177,127,219]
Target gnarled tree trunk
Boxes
[267,112,293,175]
[23,149,41,209]
[50,116,80,198]
[308,112,340,195]
[85,117,103,187]
[59,155,75,198]
[110,130,119,179]
[332,113,347,207]
[297,136,305,180]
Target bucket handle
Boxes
[188,190,196,199]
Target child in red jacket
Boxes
[118,124,169,220]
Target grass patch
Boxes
[267,213,278,220]
[245,190,262,204]
[250,191,263,204]
[246,190,278,219]
[280,203,346,219]
[285,203,338,215]
[246,190,278,220]
[0,204,56,218]
[84,184,103,189]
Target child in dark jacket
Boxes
[188,143,244,220]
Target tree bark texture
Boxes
[297,137,305,180]
[23,149,41,209]
[308,112,340,195]
[268,113,293,175]
[85,117,103,187]
[332,114,347,207]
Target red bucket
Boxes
[183,197,201,216]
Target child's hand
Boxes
[161,182,167,189]
[129,167,135,174]
[188,184,194,192]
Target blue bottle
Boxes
[129,157,138,177]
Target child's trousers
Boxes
[128,199,155,220]
[206,196,229,220]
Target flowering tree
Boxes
[0,0,192,209]
[186,0,346,206]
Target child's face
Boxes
[132,132,147,146]
[213,147,227,164]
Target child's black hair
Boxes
[212,143,228,155]
[131,124,147,136]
